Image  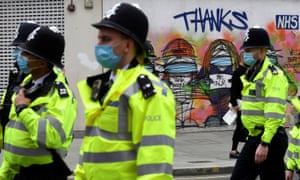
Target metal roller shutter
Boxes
[0,0,64,98]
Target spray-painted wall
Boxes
[2,1,299,131]
[100,0,300,128]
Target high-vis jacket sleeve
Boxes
[131,80,176,180]
[17,86,77,150]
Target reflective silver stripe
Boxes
[255,68,269,97]
[85,126,132,140]
[38,116,66,146]
[140,135,175,147]
[119,82,140,134]
[291,137,300,146]
[4,143,50,156]
[242,110,284,119]
[153,81,168,96]
[266,97,286,104]
[138,163,172,176]
[119,94,129,133]
[243,96,285,104]
[6,120,27,131]
[287,150,299,159]
[83,150,136,163]
[265,112,285,119]
[242,110,264,116]
[242,96,264,102]
[255,79,264,97]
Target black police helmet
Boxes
[19,26,65,68]
[240,27,273,50]
[92,2,149,54]
[10,21,39,46]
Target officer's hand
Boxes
[232,106,240,112]
[255,144,268,164]
[15,88,31,106]
[285,170,293,180]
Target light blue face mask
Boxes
[94,45,121,69]
[12,48,21,60]
[243,52,256,67]
[16,55,31,73]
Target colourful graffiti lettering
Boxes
[173,7,248,32]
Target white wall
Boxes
[64,0,103,130]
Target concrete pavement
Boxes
[65,125,239,178]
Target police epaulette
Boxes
[55,82,69,97]
[137,74,156,99]
[268,64,278,75]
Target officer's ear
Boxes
[122,38,135,54]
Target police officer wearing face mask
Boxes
[74,2,176,180]
[231,27,289,180]
[0,26,77,180]
[0,21,39,150]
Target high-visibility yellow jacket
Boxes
[286,97,300,171]
[74,64,176,180]
[286,124,300,171]
[0,68,77,179]
[241,57,288,144]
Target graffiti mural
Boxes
[102,0,300,128]
[155,38,199,127]
[196,39,239,126]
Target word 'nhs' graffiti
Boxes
[174,7,248,32]
[276,15,299,30]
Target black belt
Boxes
[252,126,285,137]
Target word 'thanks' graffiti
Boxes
[174,7,248,32]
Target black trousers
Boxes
[13,162,68,180]
[231,127,288,180]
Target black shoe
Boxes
[229,152,240,159]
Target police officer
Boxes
[74,2,176,180]
[0,22,39,147]
[286,93,300,180]
[231,27,289,180]
[0,26,77,180]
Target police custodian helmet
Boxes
[92,2,149,54]
[10,21,39,46]
[240,26,273,50]
[19,26,65,68]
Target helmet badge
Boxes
[244,30,250,42]
[105,3,120,18]
[27,27,40,41]
[105,3,141,19]
[49,26,60,33]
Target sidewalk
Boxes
[65,125,239,178]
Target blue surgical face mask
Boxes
[243,52,256,67]
[95,45,121,69]
[16,55,31,73]
[12,48,21,60]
